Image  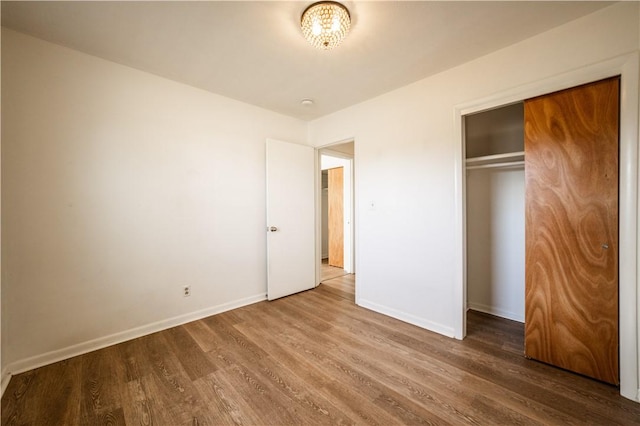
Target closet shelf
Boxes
[466,160,524,170]
[465,151,524,168]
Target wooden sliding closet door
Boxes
[524,77,619,385]
[328,167,344,268]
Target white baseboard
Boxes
[357,299,455,338]
[467,302,524,323]
[1,293,267,389]
[1,370,12,398]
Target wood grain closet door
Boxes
[524,77,619,385]
[328,167,344,268]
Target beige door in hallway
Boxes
[328,166,344,268]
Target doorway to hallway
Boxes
[319,142,355,289]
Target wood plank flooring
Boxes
[320,273,355,302]
[321,259,348,282]
[3,281,640,425]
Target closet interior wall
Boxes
[465,103,525,323]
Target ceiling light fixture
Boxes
[301,1,351,50]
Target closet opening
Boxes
[464,102,525,347]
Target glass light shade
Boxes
[301,2,351,50]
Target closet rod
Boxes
[466,160,525,170]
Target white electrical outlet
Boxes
[183,285,191,297]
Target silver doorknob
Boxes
[602,243,609,249]
[269,226,278,232]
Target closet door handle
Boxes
[602,243,609,249]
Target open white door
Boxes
[266,139,316,300]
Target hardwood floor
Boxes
[3,284,639,425]
[321,258,348,282]
[320,273,355,302]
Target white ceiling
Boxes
[1,1,614,120]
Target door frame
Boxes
[453,53,639,401]
[315,140,356,287]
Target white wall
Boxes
[308,2,639,398]
[1,28,307,375]
[326,142,354,157]
[467,167,524,322]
